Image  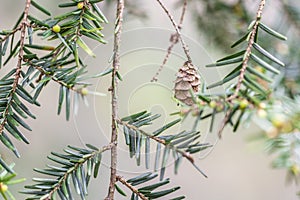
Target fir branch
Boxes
[116,175,148,200]
[44,144,114,199]
[0,28,21,44]
[228,0,266,101]
[118,119,208,178]
[214,0,267,137]
[151,0,187,82]
[106,0,124,199]
[156,0,192,63]
[118,120,166,144]
[0,0,31,135]
[33,65,82,93]
[23,143,114,199]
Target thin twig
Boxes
[156,0,192,63]
[105,0,124,199]
[151,0,188,82]
[217,109,231,138]
[116,175,148,200]
[179,0,187,28]
[0,28,21,44]
[0,0,31,135]
[227,0,266,101]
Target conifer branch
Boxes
[106,0,124,199]
[33,65,82,93]
[228,0,266,101]
[118,119,208,178]
[44,144,114,199]
[116,175,148,200]
[0,0,31,135]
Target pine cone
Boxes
[174,61,201,106]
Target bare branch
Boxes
[151,0,188,82]
[156,0,192,63]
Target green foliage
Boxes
[0,164,26,200]
[22,144,104,200]
[120,111,211,179]
[116,172,184,199]
[0,0,107,174]
[189,0,300,194]
[179,2,288,138]
[206,22,285,94]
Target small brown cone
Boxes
[174,61,201,106]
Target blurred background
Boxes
[0,0,298,199]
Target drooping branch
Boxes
[228,0,266,101]
[118,119,208,178]
[105,0,124,199]
[156,0,192,63]
[116,175,148,200]
[0,0,31,135]
[44,143,114,199]
[32,65,82,93]
[214,0,267,137]
[118,120,166,144]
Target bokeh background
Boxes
[0,0,298,199]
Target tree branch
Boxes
[117,120,208,178]
[151,0,188,82]
[32,65,82,93]
[155,0,192,63]
[43,143,114,200]
[0,0,31,135]
[106,0,124,199]
[228,0,266,101]
[116,175,148,200]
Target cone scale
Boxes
[174,61,201,106]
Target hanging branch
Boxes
[115,172,184,199]
[151,0,188,82]
[46,144,113,200]
[0,0,31,136]
[32,65,82,93]
[116,175,148,200]
[106,0,124,199]
[155,0,192,63]
[214,0,266,137]
[228,0,266,101]
[118,119,208,178]
[22,143,114,199]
